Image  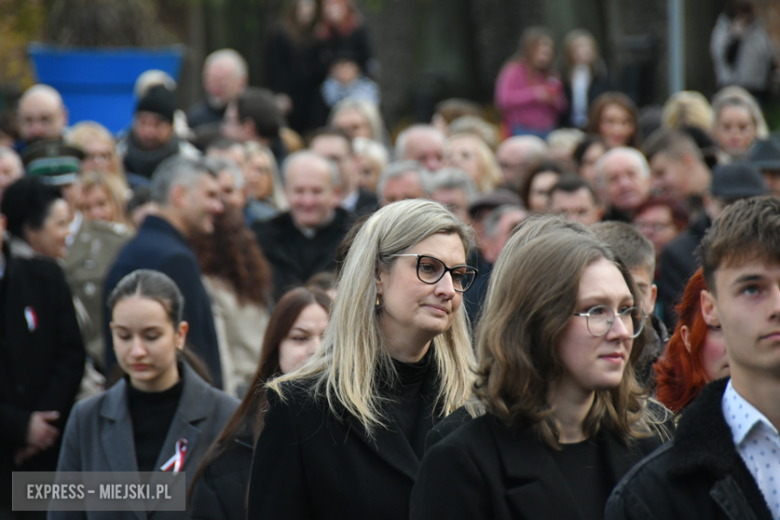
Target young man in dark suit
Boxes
[103,155,225,388]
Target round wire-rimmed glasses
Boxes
[390,254,478,293]
[572,305,647,338]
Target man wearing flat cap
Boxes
[657,162,769,328]
[119,85,200,179]
[749,138,780,197]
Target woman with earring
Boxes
[52,269,239,520]
[410,220,671,520]
[247,199,478,520]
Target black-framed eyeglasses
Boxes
[390,254,478,293]
[572,305,647,339]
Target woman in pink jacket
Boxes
[495,27,567,138]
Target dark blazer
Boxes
[247,360,443,520]
[657,213,710,329]
[103,216,222,388]
[353,187,379,217]
[189,422,254,520]
[0,245,85,507]
[252,208,353,299]
[410,412,666,520]
[605,378,774,520]
[51,362,240,520]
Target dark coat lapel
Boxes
[99,379,140,474]
[98,379,145,520]
[346,355,442,482]
[147,363,209,513]
[487,416,587,520]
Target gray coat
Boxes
[50,363,240,520]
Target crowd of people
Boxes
[1,0,780,518]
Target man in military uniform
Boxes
[64,218,131,375]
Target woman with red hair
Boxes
[654,268,729,413]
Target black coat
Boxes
[103,216,222,388]
[252,208,353,299]
[0,246,85,507]
[353,187,379,217]
[656,213,710,328]
[410,411,666,520]
[189,422,253,520]
[268,27,320,134]
[186,100,226,132]
[560,68,611,128]
[605,378,774,520]
[247,359,443,520]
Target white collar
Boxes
[722,379,779,446]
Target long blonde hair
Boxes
[268,199,476,433]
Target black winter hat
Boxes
[136,84,176,123]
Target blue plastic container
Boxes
[28,43,184,135]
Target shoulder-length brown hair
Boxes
[190,207,273,307]
[188,287,331,505]
[587,92,639,147]
[475,227,660,448]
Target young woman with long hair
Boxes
[247,199,478,520]
[495,26,567,138]
[190,207,274,397]
[189,287,331,520]
[653,268,729,413]
[52,270,239,520]
[410,218,670,520]
[587,92,639,149]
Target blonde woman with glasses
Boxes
[247,199,478,520]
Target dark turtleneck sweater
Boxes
[127,377,184,472]
[390,347,434,459]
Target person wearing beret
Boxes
[118,85,201,180]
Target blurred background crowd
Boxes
[1,0,780,517]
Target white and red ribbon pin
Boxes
[160,439,188,474]
[24,307,37,332]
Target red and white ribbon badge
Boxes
[160,439,188,474]
[24,306,37,332]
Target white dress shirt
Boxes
[722,379,780,519]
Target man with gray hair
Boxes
[103,155,225,387]
[187,48,249,130]
[253,150,353,298]
[395,124,448,171]
[426,167,478,223]
[496,135,547,190]
[377,160,428,207]
[594,147,651,221]
[203,155,246,211]
[464,203,528,323]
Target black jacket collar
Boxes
[669,377,773,519]
[140,215,190,249]
[485,415,652,520]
